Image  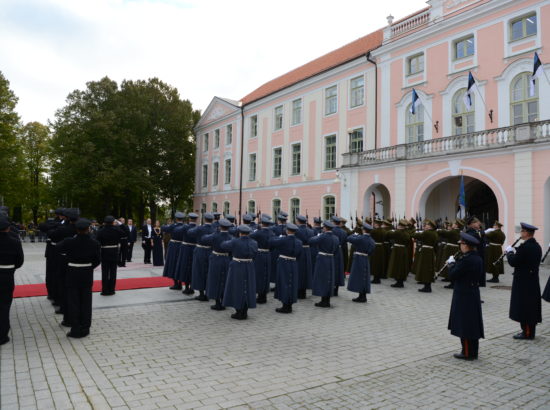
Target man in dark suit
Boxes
[505,222,542,340]
[142,218,153,264]
[127,219,138,262]
[117,218,130,267]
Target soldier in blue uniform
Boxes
[331,216,347,296]
[346,222,376,303]
[39,208,64,301]
[221,225,258,320]
[249,215,274,304]
[0,216,24,346]
[505,222,542,340]
[176,212,199,295]
[464,216,487,287]
[269,213,288,287]
[96,215,124,296]
[309,221,340,308]
[310,217,322,271]
[163,212,186,289]
[212,212,221,231]
[225,215,238,237]
[269,223,302,313]
[446,232,484,360]
[190,213,215,301]
[57,219,100,338]
[204,219,233,310]
[295,215,314,299]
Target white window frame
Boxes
[202,164,208,188]
[509,12,537,42]
[226,124,233,145]
[250,115,258,138]
[212,161,219,186]
[349,75,365,108]
[291,143,301,176]
[274,105,283,131]
[325,85,338,116]
[223,201,230,216]
[407,53,424,76]
[324,134,337,170]
[453,35,474,60]
[322,195,336,221]
[247,200,256,215]
[248,153,257,181]
[212,202,218,213]
[224,159,231,185]
[289,197,300,223]
[349,128,364,153]
[272,198,281,219]
[272,147,282,178]
[203,133,209,152]
[291,98,302,125]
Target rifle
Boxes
[493,237,521,266]
[435,251,462,278]
[542,244,550,263]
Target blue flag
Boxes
[530,52,543,97]
[458,175,466,218]
[410,89,421,115]
[463,72,476,110]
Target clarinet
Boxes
[493,237,521,266]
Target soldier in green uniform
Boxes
[412,219,439,292]
[485,221,506,283]
[387,219,411,288]
[437,220,463,288]
[407,219,417,275]
[382,219,393,279]
[370,219,387,284]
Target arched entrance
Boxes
[363,184,391,220]
[419,176,499,226]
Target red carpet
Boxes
[13,276,173,298]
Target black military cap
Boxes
[64,209,79,221]
[226,214,236,222]
[242,214,253,223]
[313,217,322,224]
[237,224,251,234]
[277,213,288,221]
[213,212,221,218]
[175,211,186,219]
[219,219,232,228]
[260,215,272,224]
[286,223,299,231]
[520,222,538,231]
[0,216,10,230]
[188,212,199,219]
[104,215,115,223]
[204,212,214,221]
[362,222,373,231]
[296,215,307,223]
[54,207,64,215]
[75,218,91,230]
[459,232,480,246]
[323,220,335,229]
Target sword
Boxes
[493,237,521,266]
[541,244,550,263]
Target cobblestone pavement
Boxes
[1,243,549,409]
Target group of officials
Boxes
[0,204,549,362]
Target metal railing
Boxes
[342,119,550,168]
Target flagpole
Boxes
[471,73,489,112]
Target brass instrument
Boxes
[492,237,521,266]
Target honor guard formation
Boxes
[1,205,549,362]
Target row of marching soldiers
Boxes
[162,211,376,319]
[364,215,506,292]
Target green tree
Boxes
[0,71,22,208]
[19,122,52,224]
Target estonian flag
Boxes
[410,89,421,115]
[458,175,466,219]
[463,72,477,110]
[529,52,543,97]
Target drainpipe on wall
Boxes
[366,51,378,150]
[238,104,244,224]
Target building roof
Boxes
[241,29,384,106]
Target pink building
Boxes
[194,0,550,250]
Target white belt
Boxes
[213,251,229,256]
[258,248,270,252]
[393,244,405,247]
[196,244,211,249]
[101,245,119,248]
[68,263,92,268]
[489,243,502,246]
[318,252,333,256]
[233,258,252,262]
[422,245,434,249]
[182,242,196,246]
[446,243,459,247]
[375,242,383,245]
[354,252,369,257]
[302,245,310,248]
[0,265,15,269]
[279,255,296,261]
[170,239,182,243]
[50,242,57,245]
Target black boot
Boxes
[169,280,182,290]
[276,303,292,313]
[333,286,339,296]
[371,277,381,284]
[352,293,367,303]
[487,275,499,283]
[444,281,454,289]
[194,290,208,301]
[418,283,432,293]
[315,296,331,308]
[391,280,404,288]
[182,284,194,295]
[211,299,225,311]
[256,293,267,304]
[297,289,306,299]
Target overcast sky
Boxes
[0,0,427,124]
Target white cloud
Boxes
[0,0,427,123]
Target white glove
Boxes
[505,245,515,253]
[279,234,283,237]
[353,232,359,236]
[317,233,322,236]
[484,228,495,234]
[446,255,456,264]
